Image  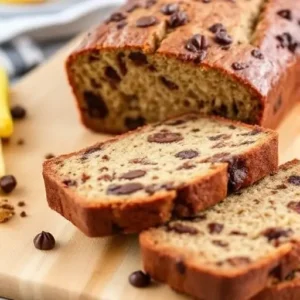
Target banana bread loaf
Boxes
[66,0,300,134]
[42,114,277,237]
[140,160,300,300]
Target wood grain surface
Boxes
[0,39,299,300]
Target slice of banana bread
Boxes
[140,160,300,300]
[43,114,277,237]
[253,268,300,300]
[66,0,300,133]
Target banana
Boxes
[0,67,13,138]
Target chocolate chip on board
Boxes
[34,231,56,250]
[129,271,151,288]
[0,175,17,194]
[10,105,27,120]
[107,182,144,195]
[147,132,183,143]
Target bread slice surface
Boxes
[43,114,277,236]
[140,160,300,300]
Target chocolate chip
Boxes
[102,155,110,161]
[167,223,198,234]
[148,132,183,143]
[107,183,144,195]
[125,116,146,130]
[209,23,226,33]
[208,134,231,141]
[81,173,91,183]
[160,3,179,15]
[117,53,127,75]
[0,175,17,194]
[17,138,25,146]
[277,9,292,20]
[20,211,27,218]
[97,174,113,181]
[168,11,188,28]
[208,222,224,234]
[129,271,151,288]
[288,175,300,185]
[128,52,148,66]
[136,16,158,27]
[186,34,209,52]
[276,33,298,53]
[34,231,56,250]
[226,257,251,267]
[175,150,199,160]
[262,227,292,241]
[230,230,247,236]
[83,144,103,156]
[288,201,300,214]
[177,161,196,170]
[126,3,140,13]
[232,62,249,71]
[276,184,287,189]
[227,157,248,191]
[159,76,179,90]
[10,105,27,120]
[175,258,186,274]
[18,201,25,207]
[105,66,121,83]
[214,30,233,45]
[45,153,55,159]
[129,157,157,165]
[62,179,77,187]
[229,125,236,130]
[145,184,162,194]
[212,240,228,247]
[251,49,264,59]
[83,91,109,119]
[120,170,146,180]
[108,12,126,22]
[240,127,262,136]
[116,20,128,29]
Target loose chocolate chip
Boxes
[175,258,186,274]
[262,227,292,241]
[159,76,179,90]
[175,150,199,160]
[288,201,300,214]
[83,91,109,119]
[62,179,77,187]
[105,66,121,83]
[251,49,264,59]
[186,34,209,52]
[214,30,233,45]
[136,16,158,27]
[0,175,17,194]
[160,3,179,15]
[212,240,228,247]
[226,257,251,266]
[208,134,231,141]
[120,170,147,180]
[209,23,226,33]
[10,105,27,120]
[108,12,126,22]
[148,132,183,143]
[34,231,56,250]
[208,222,224,234]
[107,182,144,195]
[232,62,249,71]
[45,153,55,159]
[288,175,300,186]
[128,52,148,66]
[168,11,188,28]
[167,223,198,234]
[18,201,25,207]
[277,9,292,20]
[20,211,27,218]
[125,116,146,130]
[129,271,151,288]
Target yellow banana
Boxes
[0,67,13,138]
[0,140,5,176]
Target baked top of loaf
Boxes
[140,160,300,300]
[43,114,277,236]
[67,0,300,133]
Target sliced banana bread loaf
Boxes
[253,268,300,300]
[43,114,277,237]
[67,0,300,133]
[140,160,300,300]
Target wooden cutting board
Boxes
[0,38,300,300]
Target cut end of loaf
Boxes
[67,49,262,133]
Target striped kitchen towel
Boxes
[0,36,71,80]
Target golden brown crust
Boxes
[66,0,300,132]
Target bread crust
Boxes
[43,115,278,237]
[139,160,300,300]
[66,0,300,133]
